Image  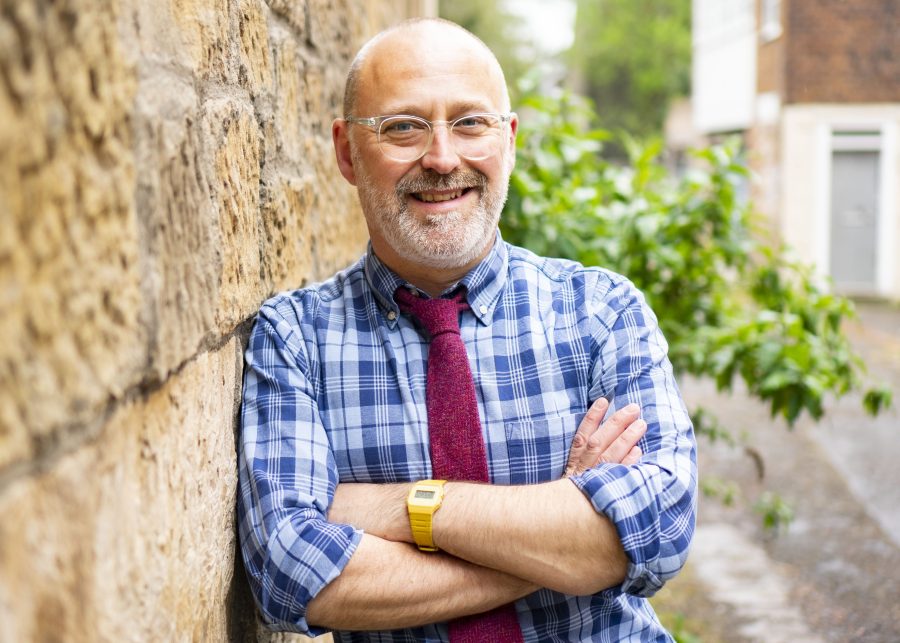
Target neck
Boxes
[400,269,469,298]
[372,240,492,298]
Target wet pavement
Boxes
[651,301,900,642]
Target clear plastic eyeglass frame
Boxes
[344,112,515,162]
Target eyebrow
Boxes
[376,101,497,118]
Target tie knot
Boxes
[394,287,470,337]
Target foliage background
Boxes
[569,0,691,141]
[441,0,891,510]
[442,0,692,142]
[502,88,890,428]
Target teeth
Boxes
[416,189,463,203]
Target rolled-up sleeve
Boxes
[570,277,697,597]
[237,299,362,634]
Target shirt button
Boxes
[479,304,488,315]
[387,310,397,321]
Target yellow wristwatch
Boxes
[407,480,447,552]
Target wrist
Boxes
[407,480,447,551]
[375,483,416,543]
[329,483,416,543]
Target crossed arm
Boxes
[306,399,646,630]
[239,289,698,635]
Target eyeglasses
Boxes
[344,112,515,162]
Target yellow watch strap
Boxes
[407,480,446,552]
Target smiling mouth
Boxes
[411,188,471,203]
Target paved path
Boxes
[653,301,900,642]
[805,302,900,546]
[689,523,823,643]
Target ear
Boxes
[332,118,358,186]
[505,113,519,173]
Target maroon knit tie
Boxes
[395,287,524,643]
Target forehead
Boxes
[356,25,507,116]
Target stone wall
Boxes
[0,1,433,640]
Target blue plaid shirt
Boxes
[238,234,697,642]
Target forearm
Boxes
[331,479,628,596]
[434,479,627,595]
[306,533,537,631]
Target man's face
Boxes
[339,27,517,273]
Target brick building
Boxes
[690,0,900,298]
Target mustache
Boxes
[396,169,488,195]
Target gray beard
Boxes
[356,166,508,271]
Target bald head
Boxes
[342,18,510,118]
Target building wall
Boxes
[750,0,786,227]
[780,104,900,298]
[786,0,900,104]
[0,1,432,641]
[691,0,758,133]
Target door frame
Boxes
[816,120,897,296]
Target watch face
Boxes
[414,489,436,499]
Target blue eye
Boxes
[386,121,413,133]
[383,118,427,135]
[456,116,483,128]
[453,115,497,137]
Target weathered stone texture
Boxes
[238,0,275,96]
[0,0,431,639]
[206,98,265,333]
[0,339,242,643]
[265,0,309,39]
[0,0,144,469]
[261,174,315,290]
[169,0,233,84]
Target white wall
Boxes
[692,0,757,133]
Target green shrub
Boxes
[503,87,891,426]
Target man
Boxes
[238,17,696,642]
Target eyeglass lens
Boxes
[377,115,505,162]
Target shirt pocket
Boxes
[505,413,584,484]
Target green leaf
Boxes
[863,386,893,416]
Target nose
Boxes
[419,123,461,174]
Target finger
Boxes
[565,398,610,474]
[600,419,647,464]
[577,398,610,444]
[592,403,641,454]
[622,445,643,465]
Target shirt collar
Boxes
[459,231,506,325]
[363,243,407,328]
[363,230,508,327]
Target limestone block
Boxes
[300,57,330,136]
[134,93,218,380]
[168,0,233,84]
[0,338,243,643]
[203,98,265,332]
[271,33,303,164]
[134,89,264,379]
[307,151,369,279]
[265,0,308,38]
[306,0,363,58]
[260,173,315,292]
[237,0,274,97]
[0,0,145,469]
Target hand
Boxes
[563,399,646,477]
